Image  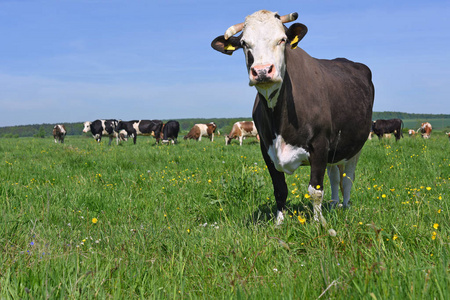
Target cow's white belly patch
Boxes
[267,134,310,174]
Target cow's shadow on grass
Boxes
[248,199,342,226]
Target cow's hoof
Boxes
[275,210,285,226]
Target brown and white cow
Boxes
[53,124,66,143]
[212,10,374,226]
[225,121,259,145]
[184,122,217,141]
[418,122,432,139]
[408,129,416,137]
[446,132,450,142]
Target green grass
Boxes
[1,134,449,299]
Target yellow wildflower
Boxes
[433,223,439,229]
[298,215,306,225]
[92,218,98,224]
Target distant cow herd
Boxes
[51,119,262,146]
[52,118,443,146]
[80,119,182,145]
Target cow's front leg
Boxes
[309,149,328,226]
[261,144,287,225]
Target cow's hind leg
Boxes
[327,165,341,207]
[341,151,361,208]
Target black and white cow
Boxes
[161,120,180,144]
[212,10,374,226]
[372,119,403,141]
[83,119,119,145]
[53,124,67,143]
[115,120,163,144]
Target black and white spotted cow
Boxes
[115,120,163,144]
[83,119,119,145]
[161,120,180,144]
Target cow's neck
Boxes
[256,69,300,146]
[255,83,282,109]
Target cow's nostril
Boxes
[251,68,258,77]
[268,65,273,74]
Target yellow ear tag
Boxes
[290,36,299,49]
[224,44,236,51]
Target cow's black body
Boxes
[162,120,180,144]
[116,120,163,144]
[372,119,403,141]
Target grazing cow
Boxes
[184,122,217,141]
[371,119,403,141]
[408,129,416,137]
[53,124,66,143]
[211,10,374,226]
[161,120,180,144]
[83,119,119,145]
[115,120,163,144]
[225,121,259,145]
[418,122,432,139]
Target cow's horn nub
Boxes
[280,12,298,23]
[224,22,244,40]
[224,12,298,40]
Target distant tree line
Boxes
[1,113,448,138]
[372,111,450,120]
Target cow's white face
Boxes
[241,11,287,100]
[211,10,307,109]
[83,121,91,133]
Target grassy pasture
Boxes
[1,134,449,299]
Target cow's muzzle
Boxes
[250,64,276,84]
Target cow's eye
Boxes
[278,38,287,45]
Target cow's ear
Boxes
[286,23,308,49]
[211,35,242,55]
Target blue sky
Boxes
[1,0,449,127]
